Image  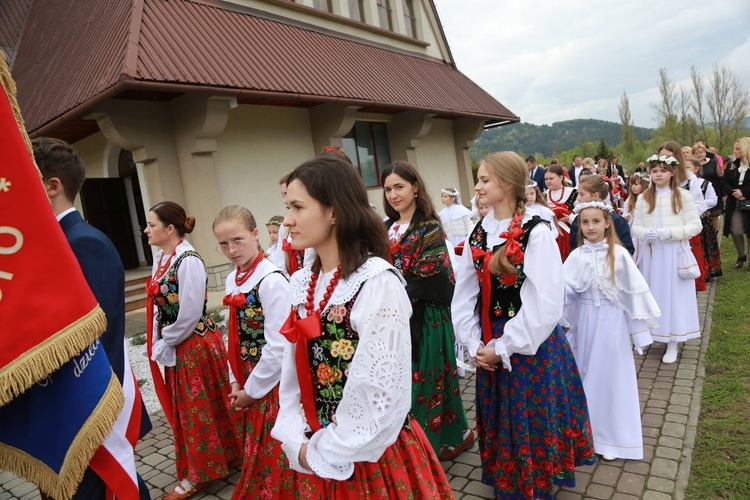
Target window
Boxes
[312,0,332,12]
[402,0,417,37]
[342,122,391,188]
[376,0,392,30]
[348,0,365,22]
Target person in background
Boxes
[722,137,750,269]
[693,142,723,232]
[686,159,722,280]
[544,164,578,261]
[439,187,475,246]
[527,155,547,190]
[524,179,559,240]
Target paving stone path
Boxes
[1,283,713,499]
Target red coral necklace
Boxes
[305,265,342,317]
[235,252,264,287]
[153,246,178,281]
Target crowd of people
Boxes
[38,135,750,499]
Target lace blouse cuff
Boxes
[490,339,513,372]
[151,339,176,367]
[305,430,354,480]
[467,339,484,359]
[281,439,310,474]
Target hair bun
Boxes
[184,215,196,234]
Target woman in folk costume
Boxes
[452,152,595,499]
[270,156,452,499]
[564,201,660,461]
[657,141,708,291]
[440,186,475,246]
[544,164,578,261]
[212,206,296,499]
[381,161,474,461]
[632,155,702,364]
[144,201,241,500]
[686,158,722,279]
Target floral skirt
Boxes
[412,303,469,453]
[296,418,452,499]
[700,214,722,278]
[690,234,707,291]
[476,321,595,499]
[233,385,297,499]
[165,329,242,482]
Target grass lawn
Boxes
[687,238,750,498]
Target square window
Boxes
[343,122,391,188]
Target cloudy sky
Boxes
[433,0,750,128]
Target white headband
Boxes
[525,180,537,187]
[573,201,614,214]
[441,188,461,204]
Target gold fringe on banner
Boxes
[0,371,124,500]
[0,306,107,406]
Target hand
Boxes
[643,230,659,243]
[657,228,671,240]
[299,443,311,471]
[229,388,257,410]
[734,189,743,199]
[559,214,570,224]
[474,346,502,372]
[623,214,632,222]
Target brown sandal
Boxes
[438,430,475,461]
[161,481,210,500]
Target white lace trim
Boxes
[289,257,405,312]
[150,339,176,367]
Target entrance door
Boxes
[80,178,140,269]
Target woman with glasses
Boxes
[144,201,241,500]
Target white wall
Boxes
[413,118,466,207]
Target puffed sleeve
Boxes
[152,255,206,366]
[488,224,564,371]
[703,182,718,211]
[303,270,413,480]
[631,197,649,240]
[686,173,707,215]
[666,191,702,241]
[245,273,290,399]
[451,238,483,358]
[562,283,580,351]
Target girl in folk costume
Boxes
[524,179,559,239]
[544,164,578,261]
[622,173,650,264]
[686,159,722,279]
[381,161,473,460]
[564,202,660,461]
[439,187,475,246]
[632,155,702,364]
[144,202,241,500]
[212,206,296,499]
[452,152,595,499]
[657,141,708,291]
[271,156,452,498]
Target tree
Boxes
[651,68,678,139]
[690,65,709,144]
[596,137,612,161]
[706,64,750,154]
[678,87,697,146]
[618,91,636,154]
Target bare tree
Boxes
[707,64,750,154]
[690,66,708,144]
[678,87,697,146]
[651,68,678,138]
[618,91,635,153]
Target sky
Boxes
[433,0,750,129]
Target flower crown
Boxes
[266,219,283,226]
[525,180,537,188]
[441,188,459,197]
[646,154,679,167]
[573,201,614,214]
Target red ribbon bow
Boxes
[388,241,400,263]
[224,293,247,386]
[145,277,174,427]
[279,310,324,432]
[498,214,525,265]
[281,240,301,275]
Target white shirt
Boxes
[224,259,289,399]
[271,258,412,480]
[451,212,564,372]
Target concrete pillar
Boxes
[386,110,435,168]
[308,103,360,153]
[452,117,486,202]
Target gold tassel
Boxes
[0,306,107,406]
[0,371,125,499]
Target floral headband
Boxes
[573,201,614,214]
[441,188,459,197]
[266,219,283,226]
[646,154,679,167]
[525,180,537,187]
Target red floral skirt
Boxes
[232,383,296,499]
[296,418,452,499]
[165,329,242,482]
[689,234,707,291]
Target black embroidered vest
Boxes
[154,251,216,335]
[235,272,282,366]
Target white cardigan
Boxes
[631,187,702,241]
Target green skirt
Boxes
[411,303,469,453]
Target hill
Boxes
[471,119,654,160]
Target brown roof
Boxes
[12,0,518,136]
[0,0,33,67]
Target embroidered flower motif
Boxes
[160,284,169,294]
[500,273,518,286]
[326,305,347,323]
[312,344,324,361]
[331,339,355,360]
[317,363,336,385]
[249,347,258,357]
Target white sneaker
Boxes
[662,341,678,364]
[602,455,616,461]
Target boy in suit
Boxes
[34,137,152,500]
[526,155,547,190]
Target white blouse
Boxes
[271,257,412,480]
[451,212,564,372]
[694,176,718,212]
[682,171,708,215]
[525,202,559,239]
[150,240,207,366]
[224,259,289,400]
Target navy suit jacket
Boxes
[569,210,635,255]
[530,166,547,190]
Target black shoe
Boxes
[736,255,747,268]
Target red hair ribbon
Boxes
[279,310,324,432]
[281,239,301,275]
[223,293,248,387]
[323,146,336,153]
[145,278,174,427]
[498,213,525,265]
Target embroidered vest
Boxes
[235,273,281,366]
[306,289,362,429]
[468,217,545,325]
[154,251,216,335]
